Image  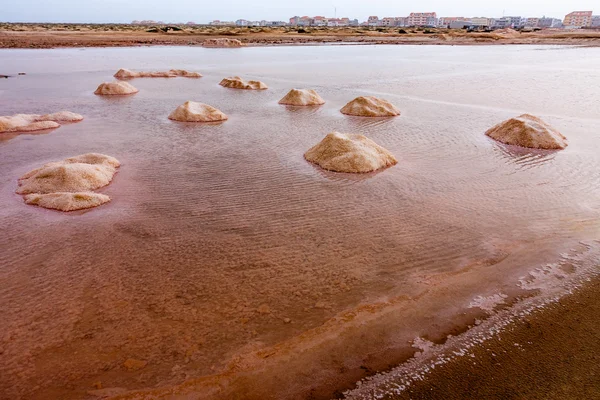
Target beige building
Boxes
[408,12,437,27]
[563,11,593,27]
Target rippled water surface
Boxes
[1,45,600,399]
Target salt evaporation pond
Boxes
[1,45,599,399]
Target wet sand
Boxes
[371,276,600,400]
[1,24,600,48]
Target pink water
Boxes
[1,45,600,399]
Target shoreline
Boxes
[345,244,600,400]
[347,276,600,400]
[1,25,600,49]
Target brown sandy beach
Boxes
[1,24,600,48]
[373,276,600,400]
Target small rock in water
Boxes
[18,72,26,75]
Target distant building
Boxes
[524,18,539,27]
[449,20,470,29]
[505,16,524,28]
[186,21,197,26]
[367,16,379,26]
[438,17,465,28]
[210,20,236,26]
[563,11,593,28]
[289,16,300,25]
[537,17,563,28]
[312,16,327,26]
[408,12,438,27]
[492,17,510,28]
[591,15,600,27]
[236,19,249,26]
[470,17,491,26]
[380,17,397,27]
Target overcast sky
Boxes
[2,0,597,23]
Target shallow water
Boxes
[1,45,599,399]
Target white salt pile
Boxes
[168,101,228,122]
[304,132,397,173]
[94,81,139,95]
[279,89,325,106]
[340,96,401,117]
[219,76,268,90]
[16,153,120,211]
[114,68,202,78]
[0,112,83,133]
[485,114,567,150]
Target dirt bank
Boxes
[1,24,599,48]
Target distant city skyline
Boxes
[2,0,598,23]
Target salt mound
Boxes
[16,153,119,211]
[304,132,397,173]
[169,69,202,78]
[279,89,325,106]
[203,38,244,48]
[485,114,567,150]
[340,96,401,117]
[18,153,119,194]
[219,76,268,90]
[0,111,83,133]
[168,101,228,122]
[37,111,84,122]
[94,81,139,95]
[114,68,202,79]
[24,192,111,211]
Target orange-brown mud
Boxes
[1,24,600,48]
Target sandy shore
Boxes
[1,24,600,48]
[347,276,600,400]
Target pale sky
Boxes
[2,0,597,23]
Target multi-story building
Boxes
[492,17,510,28]
[236,19,249,26]
[524,18,539,27]
[563,11,593,28]
[591,15,600,27]
[438,17,465,27]
[209,20,235,26]
[470,17,491,26]
[408,12,438,27]
[506,16,524,28]
[312,16,328,26]
[380,17,398,27]
[367,16,379,26]
[537,17,563,28]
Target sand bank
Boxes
[1,24,599,48]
